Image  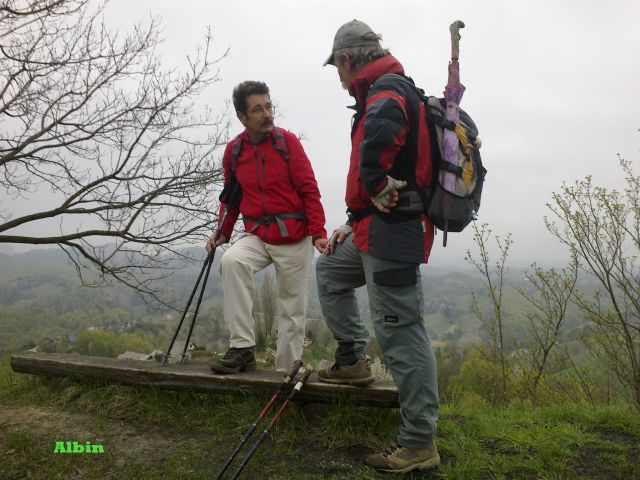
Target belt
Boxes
[242,212,306,238]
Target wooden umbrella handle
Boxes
[449,20,465,62]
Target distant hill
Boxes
[0,245,590,354]
[0,246,222,352]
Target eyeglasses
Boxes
[249,104,274,115]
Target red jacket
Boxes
[346,55,435,263]
[218,128,326,245]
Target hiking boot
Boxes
[365,441,441,473]
[210,347,256,374]
[317,358,375,386]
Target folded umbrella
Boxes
[442,21,466,221]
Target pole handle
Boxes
[284,360,303,384]
[293,367,313,391]
[449,20,465,62]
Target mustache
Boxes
[261,121,273,127]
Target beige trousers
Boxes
[219,233,312,371]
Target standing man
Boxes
[208,81,327,374]
[316,20,440,473]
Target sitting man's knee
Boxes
[220,250,244,273]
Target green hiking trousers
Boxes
[315,235,439,448]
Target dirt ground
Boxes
[0,404,427,480]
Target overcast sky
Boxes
[6,0,640,269]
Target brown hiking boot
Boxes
[210,347,256,374]
[365,441,440,473]
[317,358,374,386]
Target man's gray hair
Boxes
[335,45,391,71]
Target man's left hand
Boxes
[314,238,328,254]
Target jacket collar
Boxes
[348,55,405,109]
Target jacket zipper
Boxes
[255,146,267,241]
[262,153,267,182]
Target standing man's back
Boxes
[315,20,440,474]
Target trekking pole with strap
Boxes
[161,252,213,366]
[177,251,215,365]
[214,360,303,480]
[161,192,237,366]
[229,367,314,480]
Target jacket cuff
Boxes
[366,176,388,196]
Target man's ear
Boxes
[237,111,247,126]
[340,53,352,72]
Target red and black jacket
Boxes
[346,55,435,263]
[218,128,326,245]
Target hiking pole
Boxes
[161,251,213,366]
[213,360,303,480]
[162,193,237,366]
[229,367,314,480]
[178,251,216,365]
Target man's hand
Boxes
[324,225,352,256]
[206,233,228,254]
[314,238,328,254]
[371,176,407,213]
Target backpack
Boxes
[423,95,486,246]
[218,127,290,207]
[374,73,486,247]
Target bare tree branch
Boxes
[0,0,230,306]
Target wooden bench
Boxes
[10,352,399,408]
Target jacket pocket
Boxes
[367,213,423,263]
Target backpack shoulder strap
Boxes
[230,136,243,173]
[271,127,290,163]
[219,136,244,206]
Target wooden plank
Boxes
[10,352,399,408]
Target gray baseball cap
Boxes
[323,19,381,66]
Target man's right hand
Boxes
[371,175,407,213]
[206,233,228,254]
[324,225,352,256]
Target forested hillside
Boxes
[0,246,593,348]
[0,247,221,353]
[1,246,577,354]
[1,241,634,409]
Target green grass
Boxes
[1,357,639,479]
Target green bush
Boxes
[452,352,512,405]
[119,332,154,354]
[75,330,120,357]
[74,330,155,357]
